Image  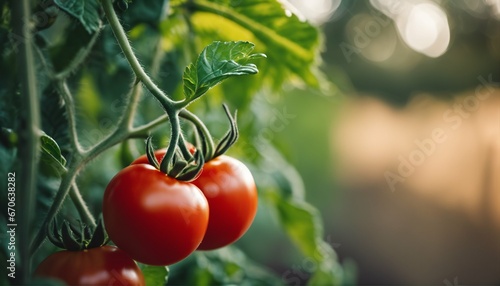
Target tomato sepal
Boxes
[190,104,239,162]
[144,136,204,181]
[48,215,109,251]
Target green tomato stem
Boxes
[69,182,97,228]
[102,0,198,176]
[30,167,77,255]
[101,0,176,111]
[56,81,84,154]
[120,82,143,130]
[160,109,181,173]
[180,109,215,159]
[12,0,40,281]
[129,114,170,138]
[54,25,103,81]
[178,132,194,160]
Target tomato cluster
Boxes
[102,149,258,266]
[35,148,257,285]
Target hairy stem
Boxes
[30,166,77,255]
[160,109,181,172]
[56,81,84,154]
[180,109,215,158]
[70,182,97,228]
[12,0,40,281]
[101,0,175,110]
[178,132,194,160]
[102,0,198,176]
[54,25,102,81]
[129,114,169,138]
[120,81,143,130]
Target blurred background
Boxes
[250,0,500,284]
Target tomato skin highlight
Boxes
[192,155,258,250]
[103,164,209,265]
[35,245,145,286]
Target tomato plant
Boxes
[193,155,258,250]
[0,0,348,285]
[35,245,145,286]
[103,164,209,265]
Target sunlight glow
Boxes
[287,0,341,25]
[485,0,500,19]
[398,2,450,57]
[370,0,450,58]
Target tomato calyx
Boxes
[145,136,205,181]
[141,104,239,181]
[212,104,239,159]
[191,104,239,162]
[47,215,109,251]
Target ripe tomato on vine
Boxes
[103,163,209,265]
[193,155,258,250]
[35,246,145,286]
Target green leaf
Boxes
[182,41,265,102]
[139,264,169,285]
[272,195,322,258]
[192,248,282,285]
[182,0,322,88]
[54,0,101,33]
[271,196,342,285]
[41,134,66,165]
[40,133,67,177]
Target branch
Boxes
[56,81,84,154]
[129,114,170,138]
[70,182,97,228]
[54,26,102,80]
[101,0,175,110]
[119,81,143,130]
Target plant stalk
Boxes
[70,182,97,228]
[101,0,176,110]
[180,110,215,159]
[56,81,84,154]
[12,0,40,281]
[102,0,198,176]
[160,109,181,172]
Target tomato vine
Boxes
[12,0,40,281]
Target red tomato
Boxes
[103,164,209,265]
[192,155,258,250]
[34,245,144,285]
